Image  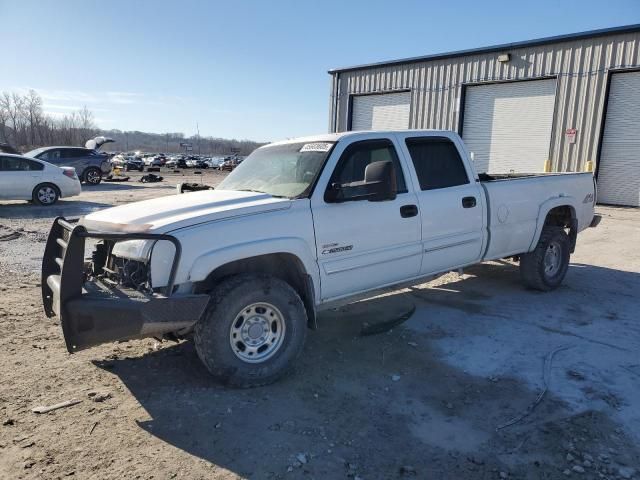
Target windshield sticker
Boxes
[300,142,333,153]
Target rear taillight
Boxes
[63,169,77,179]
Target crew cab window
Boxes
[0,156,44,171]
[327,139,406,201]
[405,137,469,190]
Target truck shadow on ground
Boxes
[95,262,640,479]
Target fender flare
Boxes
[528,196,577,252]
[187,236,320,303]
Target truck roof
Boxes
[267,129,449,147]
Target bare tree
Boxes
[0,89,263,155]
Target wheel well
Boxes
[544,205,577,252]
[195,253,317,329]
[544,205,574,228]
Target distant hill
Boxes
[99,129,266,156]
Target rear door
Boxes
[396,132,485,275]
[59,148,89,173]
[310,135,422,301]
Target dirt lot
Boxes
[1,170,639,480]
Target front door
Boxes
[0,156,43,200]
[396,133,485,275]
[310,136,422,301]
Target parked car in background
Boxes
[218,157,240,171]
[111,154,144,171]
[206,157,225,169]
[186,158,209,169]
[143,155,163,167]
[0,142,20,154]
[25,136,113,185]
[0,153,81,205]
[25,146,111,185]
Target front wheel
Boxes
[83,167,102,185]
[194,274,308,387]
[520,226,570,291]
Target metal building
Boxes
[328,25,640,206]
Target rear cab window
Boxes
[405,137,469,190]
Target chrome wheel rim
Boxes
[37,186,56,204]
[229,302,286,363]
[86,170,100,184]
[544,241,562,276]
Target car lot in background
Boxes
[0,153,81,205]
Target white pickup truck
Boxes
[42,130,600,386]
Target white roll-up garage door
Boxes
[597,71,640,207]
[462,79,556,174]
[351,92,411,131]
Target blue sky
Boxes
[2,0,639,141]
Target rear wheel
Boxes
[84,167,102,185]
[32,183,59,206]
[194,274,307,387]
[520,227,570,291]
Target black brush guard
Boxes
[42,217,209,353]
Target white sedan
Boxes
[0,154,81,205]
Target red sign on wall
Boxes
[566,128,577,144]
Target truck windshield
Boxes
[217,141,335,198]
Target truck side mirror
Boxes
[325,160,397,203]
[364,160,397,202]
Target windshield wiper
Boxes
[238,189,289,199]
[238,189,266,194]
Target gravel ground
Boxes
[1,170,639,480]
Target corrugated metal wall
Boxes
[329,31,640,172]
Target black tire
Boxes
[520,226,570,291]
[194,274,308,387]
[32,183,60,206]
[83,167,102,185]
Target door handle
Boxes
[400,204,419,218]
[462,196,477,208]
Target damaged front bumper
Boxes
[41,217,209,353]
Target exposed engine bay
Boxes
[90,241,152,292]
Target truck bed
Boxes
[479,171,596,261]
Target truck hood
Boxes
[80,189,291,233]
